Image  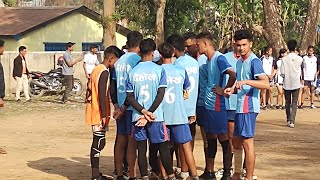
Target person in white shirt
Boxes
[280,40,304,128]
[83,45,99,79]
[301,46,318,109]
[261,46,276,109]
[274,48,287,109]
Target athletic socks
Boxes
[137,140,148,177]
[159,141,174,175]
[207,138,217,158]
[220,140,232,175]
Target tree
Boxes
[103,0,116,47]
[155,0,166,47]
[262,0,287,56]
[299,0,320,54]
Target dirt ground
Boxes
[0,96,319,180]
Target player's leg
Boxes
[290,89,300,126]
[310,85,316,108]
[127,124,138,179]
[276,85,284,109]
[242,138,255,180]
[232,136,243,180]
[301,84,308,108]
[158,141,175,179]
[189,120,196,150]
[261,89,267,109]
[149,142,160,177]
[217,133,232,180]
[268,85,274,108]
[90,127,106,179]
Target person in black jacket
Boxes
[0,39,5,108]
[13,46,31,102]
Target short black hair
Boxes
[166,34,185,52]
[279,48,287,54]
[104,45,124,58]
[183,32,197,41]
[0,39,4,47]
[18,46,26,52]
[287,40,297,51]
[127,31,143,48]
[90,45,98,50]
[66,42,75,48]
[234,29,253,41]
[263,46,272,54]
[307,45,314,50]
[196,31,214,44]
[158,43,174,59]
[139,38,156,55]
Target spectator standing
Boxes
[83,45,99,79]
[274,48,287,109]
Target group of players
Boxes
[85,29,270,180]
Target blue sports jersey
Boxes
[236,52,265,113]
[162,64,191,125]
[113,52,141,108]
[197,54,208,107]
[223,51,238,110]
[205,51,233,111]
[174,55,199,116]
[126,61,167,122]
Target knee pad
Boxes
[207,139,217,158]
[92,133,106,154]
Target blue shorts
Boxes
[132,122,170,144]
[227,110,236,122]
[168,124,192,144]
[196,106,207,127]
[116,110,132,135]
[234,113,258,138]
[205,110,228,134]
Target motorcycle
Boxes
[28,67,84,98]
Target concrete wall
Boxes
[0,51,103,97]
[2,13,127,51]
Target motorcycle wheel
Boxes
[29,82,45,98]
[71,79,83,97]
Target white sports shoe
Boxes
[310,104,316,109]
[289,123,295,128]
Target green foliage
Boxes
[3,0,17,6]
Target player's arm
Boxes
[83,54,88,77]
[183,71,191,99]
[213,55,236,95]
[301,59,304,82]
[98,70,109,127]
[236,58,269,90]
[64,54,82,67]
[271,59,277,78]
[110,68,118,107]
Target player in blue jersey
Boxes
[196,32,236,180]
[126,38,175,180]
[110,31,143,180]
[184,32,214,179]
[224,30,269,180]
[158,42,199,180]
[166,34,199,179]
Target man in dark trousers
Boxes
[61,42,82,103]
[0,39,5,108]
[0,39,7,154]
[13,46,31,102]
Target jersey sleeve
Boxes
[251,58,265,79]
[217,55,232,74]
[159,68,168,88]
[126,74,134,93]
[183,70,191,90]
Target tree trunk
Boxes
[103,0,116,48]
[155,0,166,47]
[299,0,320,54]
[262,0,287,57]
[201,0,208,31]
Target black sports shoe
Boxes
[199,170,216,180]
[220,174,232,180]
[117,176,127,180]
[298,105,304,109]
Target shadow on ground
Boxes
[27,156,114,180]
